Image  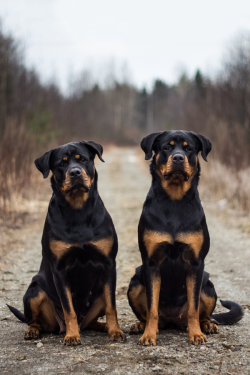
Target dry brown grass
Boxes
[1,144,249,227]
[0,119,53,222]
[200,158,250,212]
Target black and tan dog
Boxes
[8,141,125,346]
[128,130,243,346]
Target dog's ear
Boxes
[34,149,54,178]
[190,132,212,161]
[141,132,163,160]
[81,141,105,162]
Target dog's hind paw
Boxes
[24,326,40,340]
[129,321,145,334]
[109,329,126,342]
[201,321,219,334]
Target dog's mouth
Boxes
[163,169,190,182]
[65,182,90,196]
[62,176,91,196]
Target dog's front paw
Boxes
[129,321,145,334]
[138,332,157,346]
[24,326,40,340]
[188,331,207,345]
[63,334,82,346]
[109,329,126,342]
[200,321,219,334]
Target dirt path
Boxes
[0,147,249,375]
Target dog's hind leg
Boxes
[24,283,58,340]
[80,294,106,331]
[199,278,219,334]
[128,280,147,334]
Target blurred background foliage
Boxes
[1,26,250,214]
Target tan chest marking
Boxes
[143,230,173,256]
[176,231,203,257]
[87,236,114,256]
[64,191,89,209]
[50,240,79,259]
[143,230,203,258]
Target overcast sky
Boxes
[1,0,250,92]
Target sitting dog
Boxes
[128,131,243,345]
[8,141,125,345]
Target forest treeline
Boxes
[1,26,250,209]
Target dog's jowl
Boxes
[8,141,125,346]
[128,131,243,346]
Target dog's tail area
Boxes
[211,300,244,325]
[7,304,26,323]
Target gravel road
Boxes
[0,147,249,374]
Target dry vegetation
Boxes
[0,26,250,220]
[200,159,250,212]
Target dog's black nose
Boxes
[69,168,82,178]
[172,153,185,163]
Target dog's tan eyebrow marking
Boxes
[170,141,175,145]
[62,156,68,161]
[183,142,188,146]
[75,155,80,159]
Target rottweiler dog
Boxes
[8,141,125,346]
[128,130,244,345]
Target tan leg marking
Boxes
[24,291,58,339]
[104,284,125,342]
[62,288,82,346]
[138,277,161,346]
[186,276,206,345]
[128,284,147,334]
[80,294,106,330]
[199,292,219,334]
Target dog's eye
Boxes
[81,158,86,162]
[164,145,172,151]
[186,147,192,152]
[59,162,65,167]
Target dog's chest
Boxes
[143,229,204,262]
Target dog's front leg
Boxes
[138,260,161,346]
[53,272,82,346]
[186,263,206,345]
[103,260,126,342]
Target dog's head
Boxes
[141,131,211,199]
[35,141,104,208]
